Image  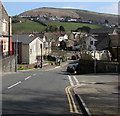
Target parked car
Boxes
[66,65,75,73]
[71,55,79,60]
[66,63,79,73]
[34,63,41,68]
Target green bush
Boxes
[81,54,93,60]
[100,54,109,61]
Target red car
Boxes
[71,55,79,60]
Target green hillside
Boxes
[45,21,104,31]
[12,17,46,34]
[12,17,104,34]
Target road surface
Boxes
[2,64,82,116]
[2,62,119,116]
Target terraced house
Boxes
[12,34,44,64]
[0,2,16,72]
[0,1,12,56]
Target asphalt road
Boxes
[2,63,82,116]
[2,62,119,116]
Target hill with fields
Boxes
[18,7,118,25]
[12,17,105,34]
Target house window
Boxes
[3,22,7,32]
[90,41,93,45]
[30,49,32,54]
[3,44,6,50]
[1,40,3,52]
[3,40,6,50]
[2,19,8,33]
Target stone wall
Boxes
[96,61,119,73]
[77,60,120,74]
[2,55,16,72]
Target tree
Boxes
[44,28,48,32]
[49,26,54,32]
[75,27,82,32]
[104,19,109,24]
[12,19,20,23]
[47,25,58,32]
[75,26,91,33]
[82,26,91,33]
[54,26,58,32]
[59,25,65,32]
[60,40,67,50]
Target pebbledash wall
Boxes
[2,55,16,72]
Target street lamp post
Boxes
[40,44,42,68]
[94,49,96,74]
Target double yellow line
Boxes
[65,83,87,114]
[65,85,80,114]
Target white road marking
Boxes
[77,93,92,116]
[62,63,68,67]
[68,75,74,86]
[33,73,36,76]
[45,66,61,71]
[25,76,31,80]
[73,76,79,85]
[44,63,68,71]
[8,81,21,89]
[55,66,61,69]
[44,69,53,71]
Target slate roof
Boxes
[110,35,120,47]
[33,33,44,38]
[90,28,114,34]
[94,35,110,50]
[116,28,120,34]
[12,34,36,44]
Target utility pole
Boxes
[15,36,18,72]
[40,44,42,68]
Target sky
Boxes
[2,2,119,16]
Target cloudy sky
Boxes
[2,1,119,16]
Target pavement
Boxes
[1,62,51,76]
[1,59,77,76]
[73,80,120,116]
